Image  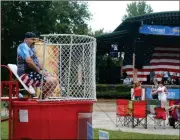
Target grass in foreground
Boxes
[1,121,8,139]
[1,122,179,139]
[94,129,179,139]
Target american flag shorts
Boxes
[20,72,46,87]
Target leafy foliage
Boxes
[52,1,91,34]
[122,1,153,21]
[88,28,110,37]
[1,1,91,80]
[96,84,131,99]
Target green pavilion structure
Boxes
[96,11,180,84]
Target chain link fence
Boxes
[35,34,96,101]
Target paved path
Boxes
[92,100,179,136]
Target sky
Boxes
[88,1,180,32]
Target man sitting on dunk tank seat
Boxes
[17,32,58,99]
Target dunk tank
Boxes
[4,34,97,139]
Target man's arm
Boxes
[152,89,158,94]
[164,87,168,94]
[39,62,43,70]
[32,47,43,70]
[175,104,180,109]
[25,57,41,73]
[168,104,180,110]
[19,44,41,73]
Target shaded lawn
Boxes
[1,122,179,139]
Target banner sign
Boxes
[110,44,118,58]
[139,24,180,36]
[99,130,109,140]
[145,88,180,99]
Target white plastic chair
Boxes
[7,64,35,95]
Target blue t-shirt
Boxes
[164,71,169,78]
[17,43,40,76]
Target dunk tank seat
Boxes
[7,64,36,95]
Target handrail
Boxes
[1,65,18,140]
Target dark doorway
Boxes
[99,66,121,84]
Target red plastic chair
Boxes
[168,100,180,129]
[146,100,161,125]
[131,101,147,129]
[116,99,130,127]
[169,100,177,106]
[153,107,166,129]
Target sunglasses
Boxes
[30,38,37,41]
[28,38,39,42]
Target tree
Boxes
[1,1,91,80]
[122,1,153,21]
[87,28,110,37]
[1,1,54,66]
[52,1,91,34]
[1,1,91,63]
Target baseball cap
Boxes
[24,32,38,39]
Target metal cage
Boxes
[35,34,96,101]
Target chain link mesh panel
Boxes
[35,34,96,101]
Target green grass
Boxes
[1,121,179,140]
[1,121,8,140]
[94,129,179,139]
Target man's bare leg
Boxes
[42,76,58,99]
